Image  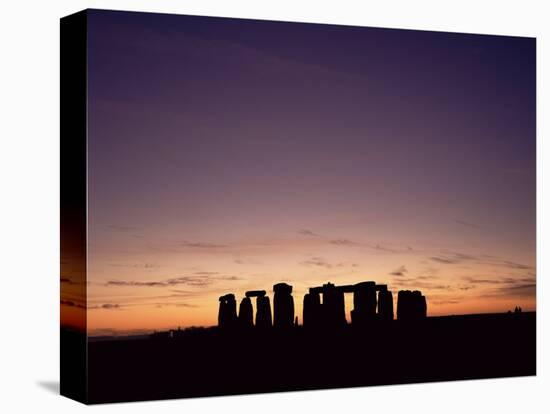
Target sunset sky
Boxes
[63,10,535,335]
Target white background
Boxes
[0,0,548,412]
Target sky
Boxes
[63,9,536,335]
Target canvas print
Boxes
[60,9,536,404]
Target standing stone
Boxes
[377,289,394,320]
[273,283,295,329]
[397,290,427,320]
[218,294,237,328]
[412,290,423,319]
[351,281,377,326]
[323,283,347,328]
[421,295,427,317]
[397,290,411,320]
[256,295,273,328]
[303,291,321,329]
[246,290,267,298]
[238,297,253,328]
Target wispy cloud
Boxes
[455,273,537,300]
[462,277,506,285]
[89,328,153,337]
[430,256,459,264]
[233,257,261,265]
[429,251,533,270]
[96,303,121,310]
[389,265,408,276]
[497,260,533,270]
[329,239,406,253]
[416,275,439,280]
[430,299,460,305]
[106,274,241,288]
[61,300,121,310]
[298,229,321,237]
[330,239,356,246]
[153,302,199,309]
[299,256,357,270]
[462,275,535,285]
[497,283,536,295]
[390,278,451,291]
[109,263,160,269]
[180,241,227,248]
[477,283,536,299]
[300,256,334,269]
[367,243,402,253]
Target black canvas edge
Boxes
[60,9,88,404]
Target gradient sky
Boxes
[71,10,536,335]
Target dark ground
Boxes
[84,312,535,404]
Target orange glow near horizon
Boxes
[80,233,536,335]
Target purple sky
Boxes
[84,9,535,334]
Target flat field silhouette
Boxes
[83,312,535,404]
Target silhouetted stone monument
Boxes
[273,283,295,329]
[256,295,273,328]
[245,289,272,328]
[322,282,347,328]
[246,290,267,298]
[397,290,410,320]
[377,289,394,321]
[238,297,253,328]
[222,281,424,331]
[397,290,427,320]
[351,281,377,325]
[303,290,322,329]
[305,281,394,328]
[218,294,237,328]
